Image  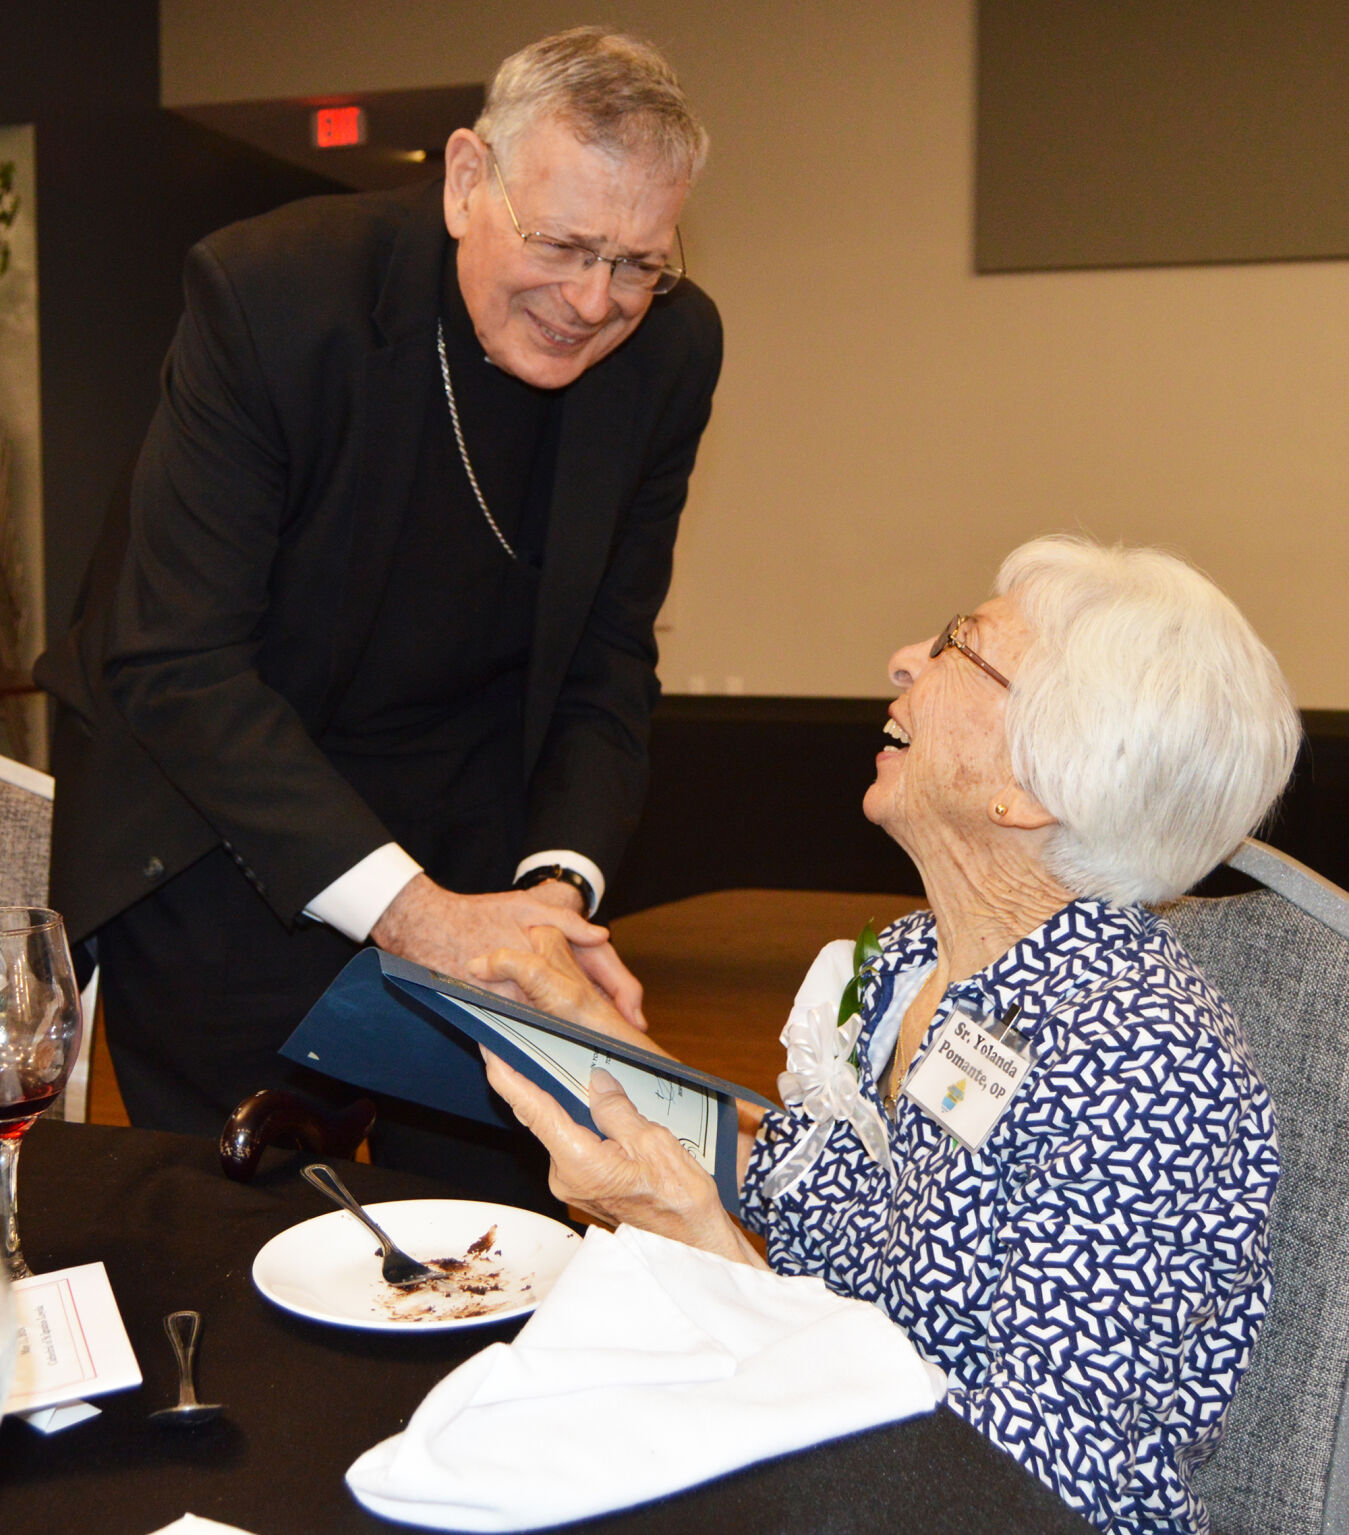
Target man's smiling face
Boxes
[444,120,687,390]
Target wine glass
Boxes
[0,907,83,1279]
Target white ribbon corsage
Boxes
[761,925,895,1198]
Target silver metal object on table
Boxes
[149,1309,223,1425]
[301,1162,441,1287]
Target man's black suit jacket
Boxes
[37,179,722,944]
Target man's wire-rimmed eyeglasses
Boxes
[488,149,685,295]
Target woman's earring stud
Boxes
[993,803,1009,818]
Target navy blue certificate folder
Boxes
[280,949,776,1214]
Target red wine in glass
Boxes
[0,1088,63,1139]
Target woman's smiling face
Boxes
[863,596,1035,855]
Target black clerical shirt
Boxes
[320,252,562,892]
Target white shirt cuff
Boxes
[513,850,606,917]
[304,843,424,943]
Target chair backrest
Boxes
[0,753,53,907]
[0,755,96,1121]
[1166,839,1349,1535]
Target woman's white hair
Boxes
[477,27,708,185]
[997,535,1301,905]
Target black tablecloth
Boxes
[0,1121,1093,1534]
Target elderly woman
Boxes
[476,535,1299,1535]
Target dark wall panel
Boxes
[608,699,1349,915]
[977,0,1349,273]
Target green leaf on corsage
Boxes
[854,920,882,972]
[838,920,882,1030]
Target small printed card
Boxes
[5,1261,141,1419]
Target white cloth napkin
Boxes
[347,1223,944,1531]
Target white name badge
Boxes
[903,1005,1034,1152]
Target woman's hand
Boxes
[571,941,647,1031]
[482,1051,766,1268]
[474,928,766,1193]
[515,883,647,1030]
[469,927,654,1050]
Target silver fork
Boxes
[301,1162,441,1287]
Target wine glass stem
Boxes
[0,1136,31,1281]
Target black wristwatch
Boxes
[514,863,597,916]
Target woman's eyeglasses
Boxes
[930,615,1011,689]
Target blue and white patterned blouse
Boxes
[740,900,1278,1535]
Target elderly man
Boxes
[36,28,721,1203]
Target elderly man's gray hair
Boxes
[477,27,709,185]
[997,535,1300,906]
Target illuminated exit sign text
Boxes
[311,106,367,149]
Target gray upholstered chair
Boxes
[0,754,97,1121]
[1165,838,1349,1535]
[0,752,53,909]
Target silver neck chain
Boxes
[436,318,518,562]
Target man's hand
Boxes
[482,1052,766,1268]
[369,874,608,995]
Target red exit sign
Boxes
[311,106,366,149]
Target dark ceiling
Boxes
[171,83,484,191]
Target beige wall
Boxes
[161,0,1349,706]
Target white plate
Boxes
[252,1198,582,1332]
